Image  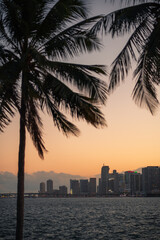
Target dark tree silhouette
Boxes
[0,0,108,239]
[93,0,160,113]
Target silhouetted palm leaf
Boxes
[94,0,160,113]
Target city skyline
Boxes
[38,165,160,197]
[0,164,160,194]
[0,0,160,176]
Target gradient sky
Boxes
[0,0,160,177]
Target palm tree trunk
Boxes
[16,80,26,240]
[16,111,26,240]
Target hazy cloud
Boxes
[0,171,86,193]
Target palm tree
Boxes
[92,0,160,113]
[0,0,108,239]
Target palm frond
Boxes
[35,0,89,41]
[43,74,107,128]
[109,16,153,91]
[104,0,160,115]
[1,0,24,42]
[34,13,102,54]
[44,29,102,59]
[1,0,47,41]
[0,97,15,132]
[42,91,80,137]
[132,75,158,114]
[0,59,21,81]
[108,0,150,6]
[27,48,108,103]
[47,62,108,104]
[0,80,17,132]
[0,16,20,54]
[132,17,160,113]
[141,17,160,85]
[0,80,20,131]
[132,52,159,114]
[0,58,21,131]
[91,3,156,36]
[0,45,20,64]
[25,97,47,158]
[118,0,158,6]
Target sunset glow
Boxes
[0,0,160,177]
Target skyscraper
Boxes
[97,178,102,195]
[70,180,80,195]
[80,179,89,195]
[124,171,142,196]
[118,174,125,194]
[124,171,132,194]
[39,182,45,193]
[89,178,96,196]
[47,179,53,194]
[59,186,68,196]
[109,170,119,194]
[142,166,160,196]
[101,165,109,195]
[130,173,142,196]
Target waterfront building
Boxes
[109,170,119,194]
[39,182,45,193]
[113,170,119,193]
[124,171,132,193]
[89,178,96,196]
[80,179,89,195]
[101,165,110,195]
[53,189,59,196]
[70,180,80,195]
[125,171,142,196]
[59,186,68,196]
[108,178,114,193]
[130,173,142,195]
[97,178,101,195]
[47,179,53,194]
[142,166,160,196]
[118,174,125,193]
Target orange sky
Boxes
[0,1,160,176]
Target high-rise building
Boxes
[113,170,119,193]
[80,179,89,195]
[118,174,125,193]
[89,178,96,196]
[124,171,132,193]
[109,170,119,194]
[47,179,53,193]
[130,173,142,195]
[97,178,102,195]
[39,182,45,193]
[59,186,68,196]
[125,171,142,196]
[142,166,160,195]
[108,178,114,193]
[101,165,109,195]
[70,180,80,195]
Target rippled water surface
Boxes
[0,197,160,239]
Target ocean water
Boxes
[0,197,160,240]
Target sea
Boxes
[0,197,160,240]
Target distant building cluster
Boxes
[39,165,160,197]
[39,179,67,197]
[98,165,160,196]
